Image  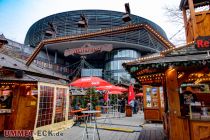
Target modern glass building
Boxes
[24,10,172,84]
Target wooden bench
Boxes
[76,114,90,121]
[70,109,90,124]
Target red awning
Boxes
[108,91,124,95]
[96,85,127,92]
[69,76,111,88]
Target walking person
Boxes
[129,99,135,114]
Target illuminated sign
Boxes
[64,43,113,56]
[195,36,210,50]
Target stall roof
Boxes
[0,74,67,85]
[125,44,209,66]
[179,0,210,10]
[136,52,210,65]
[123,44,210,76]
[0,52,69,82]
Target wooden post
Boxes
[7,85,21,130]
[188,0,198,40]
[182,8,188,43]
[166,68,190,140]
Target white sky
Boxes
[0,0,184,45]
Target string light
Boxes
[125,41,195,65]
[27,23,174,66]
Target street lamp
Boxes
[122,3,131,22]
[78,14,88,28]
[45,22,57,37]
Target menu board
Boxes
[151,87,158,107]
[159,87,164,108]
[146,87,151,107]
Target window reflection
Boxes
[68,94,73,120]
[54,88,67,123]
[105,49,140,83]
[37,86,54,127]
[105,49,140,60]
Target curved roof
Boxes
[24,10,168,51]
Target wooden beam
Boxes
[26,23,174,66]
[166,68,180,116]
[166,68,182,140]
[188,0,198,40]
[182,8,188,43]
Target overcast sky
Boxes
[0,0,184,45]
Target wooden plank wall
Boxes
[195,11,210,36]
[7,85,37,130]
[186,11,210,43]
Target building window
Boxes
[105,49,140,83]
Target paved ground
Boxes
[39,111,165,140]
[0,112,166,140]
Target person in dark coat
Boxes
[120,97,126,113]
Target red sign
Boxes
[128,84,135,104]
[195,36,210,50]
[4,130,33,137]
[64,43,113,56]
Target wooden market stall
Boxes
[0,52,73,139]
[124,45,210,140]
[123,1,210,139]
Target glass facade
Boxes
[24,10,168,52]
[105,49,140,83]
[24,10,169,84]
[81,69,102,77]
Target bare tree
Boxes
[164,6,184,24]
[164,4,209,46]
[163,5,186,46]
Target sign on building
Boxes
[64,43,113,56]
[195,36,210,50]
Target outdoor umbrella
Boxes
[69,77,111,110]
[135,93,143,97]
[69,76,111,88]
[97,85,126,106]
[108,91,124,95]
[96,85,127,92]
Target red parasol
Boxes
[108,91,124,95]
[69,76,111,88]
[136,93,143,97]
[128,84,135,104]
[96,85,127,92]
